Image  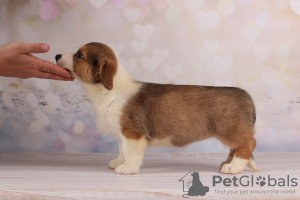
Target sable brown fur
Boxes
[121,83,257,160]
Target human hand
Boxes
[0,42,74,81]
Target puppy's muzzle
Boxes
[55,54,72,74]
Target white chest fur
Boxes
[84,64,142,141]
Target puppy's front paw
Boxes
[108,158,124,170]
[115,164,139,175]
[221,164,244,174]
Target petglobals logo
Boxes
[179,172,298,197]
[212,175,298,187]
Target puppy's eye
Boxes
[77,52,83,58]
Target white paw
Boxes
[115,164,139,175]
[108,158,124,170]
[221,164,244,174]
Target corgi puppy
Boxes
[55,42,260,175]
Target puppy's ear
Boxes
[94,58,117,90]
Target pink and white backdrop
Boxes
[0,0,299,153]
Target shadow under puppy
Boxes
[55,42,260,175]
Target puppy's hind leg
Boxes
[247,154,261,172]
[108,141,125,170]
[219,148,235,171]
[247,138,261,172]
[115,134,148,175]
[221,137,258,174]
[221,153,249,174]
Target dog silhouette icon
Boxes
[179,171,209,198]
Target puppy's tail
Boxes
[247,154,261,172]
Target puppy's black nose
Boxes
[55,54,62,61]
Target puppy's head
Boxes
[56,42,117,90]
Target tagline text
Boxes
[214,189,296,195]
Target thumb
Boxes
[19,42,50,54]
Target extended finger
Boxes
[18,42,50,54]
[38,59,73,78]
[33,71,74,81]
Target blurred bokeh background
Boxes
[0,0,299,153]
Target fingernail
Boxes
[65,74,71,78]
[41,44,49,52]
